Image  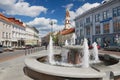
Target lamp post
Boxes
[49,20,56,35]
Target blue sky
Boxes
[0,0,103,37]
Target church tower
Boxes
[64,9,71,29]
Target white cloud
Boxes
[62,3,74,10]
[76,3,100,16]
[0,0,47,17]
[70,3,100,20]
[62,2,100,27]
[27,17,64,37]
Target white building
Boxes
[8,18,26,48]
[25,25,39,46]
[0,13,39,47]
[0,13,12,46]
[74,0,120,47]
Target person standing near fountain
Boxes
[44,42,48,50]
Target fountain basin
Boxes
[24,50,120,80]
[24,54,105,80]
[63,45,83,50]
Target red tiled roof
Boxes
[0,13,24,27]
[8,17,24,27]
[0,13,10,23]
[60,28,75,35]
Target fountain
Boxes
[24,38,120,80]
[48,35,55,64]
[92,42,99,62]
[71,33,76,45]
[65,40,69,46]
[82,38,89,68]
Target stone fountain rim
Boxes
[63,45,83,50]
[24,51,107,78]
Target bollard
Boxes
[110,71,114,80]
[103,71,114,80]
[31,48,32,53]
[29,48,31,54]
[25,49,26,55]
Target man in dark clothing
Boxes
[44,42,48,50]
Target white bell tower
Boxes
[64,9,71,29]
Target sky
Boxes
[0,0,104,37]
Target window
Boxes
[95,25,100,34]
[3,23,5,28]
[103,11,107,20]
[103,10,110,20]
[95,14,100,22]
[103,23,110,34]
[75,22,79,28]
[86,27,90,35]
[113,8,118,17]
[86,17,90,23]
[6,32,8,39]
[9,33,11,38]
[12,31,14,38]
[113,21,120,33]
[76,30,79,37]
[80,29,83,36]
[2,32,4,38]
[80,22,83,27]
[107,10,110,18]
[113,6,120,17]
[118,6,120,16]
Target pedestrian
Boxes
[60,43,62,48]
[45,42,48,50]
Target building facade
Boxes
[0,13,39,47]
[75,0,120,47]
[0,14,12,46]
[8,18,26,48]
[25,25,39,46]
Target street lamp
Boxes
[49,20,56,35]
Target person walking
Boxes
[45,42,48,50]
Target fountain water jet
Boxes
[48,35,55,64]
[82,38,89,68]
[65,40,69,46]
[92,42,99,62]
[71,33,76,45]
